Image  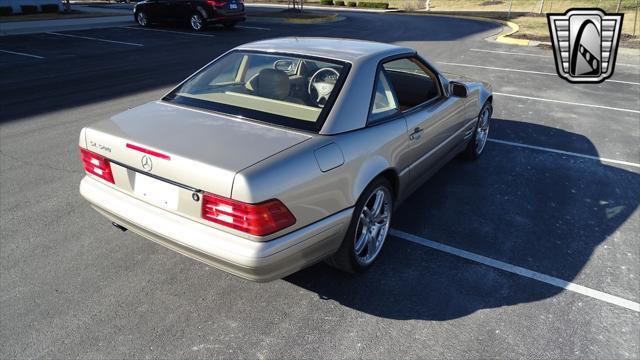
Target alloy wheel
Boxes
[190,14,203,31]
[475,105,491,154]
[354,186,392,266]
[137,12,148,26]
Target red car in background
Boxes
[134,0,246,31]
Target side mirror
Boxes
[274,59,296,73]
[450,82,468,98]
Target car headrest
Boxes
[255,69,290,100]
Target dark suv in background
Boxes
[134,0,246,31]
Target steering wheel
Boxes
[308,67,340,108]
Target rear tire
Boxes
[326,177,393,273]
[462,101,492,160]
[189,13,206,31]
[136,11,150,27]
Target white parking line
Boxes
[0,49,44,59]
[236,25,271,31]
[470,48,549,58]
[494,92,640,114]
[389,229,640,312]
[119,26,216,37]
[439,61,556,75]
[488,138,640,168]
[469,48,640,67]
[45,32,144,47]
[438,62,640,85]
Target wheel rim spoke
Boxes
[366,228,377,256]
[355,231,368,255]
[371,191,384,217]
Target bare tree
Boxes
[634,0,638,36]
[289,0,305,12]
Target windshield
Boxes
[164,51,349,132]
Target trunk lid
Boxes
[83,101,310,198]
[211,0,244,14]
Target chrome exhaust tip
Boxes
[112,222,128,232]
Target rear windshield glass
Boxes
[164,51,349,132]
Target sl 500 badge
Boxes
[547,8,623,84]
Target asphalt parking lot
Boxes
[1,8,639,359]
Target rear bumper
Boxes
[206,12,246,23]
[79,176,351,282]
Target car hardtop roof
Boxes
[235,37,416,63]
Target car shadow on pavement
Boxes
[285,119,639,320]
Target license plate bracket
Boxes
[134,173,179,210]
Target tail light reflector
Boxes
[202,193,296,236]
[80,147,114,184]
[207,0,226,6]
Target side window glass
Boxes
[368,70,399,122]
[382,57,440,111]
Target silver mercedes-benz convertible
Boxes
[79,37,493,281]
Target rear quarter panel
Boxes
[232,118,410,240]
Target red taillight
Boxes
[207,0,226,6]
[80,147,114,184]
[201,193,296,236]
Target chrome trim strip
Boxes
[109,159,202,193]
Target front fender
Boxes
[465,82,493,116]
[477,82,493,107]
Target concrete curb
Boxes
[244,3,395,13]
[283,15,346,24]
[494,20,530,46]
[244,13,345,24]
[392,11,531,46]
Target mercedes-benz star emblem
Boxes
[141,155,153,172]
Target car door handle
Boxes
[409,127,424,141]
